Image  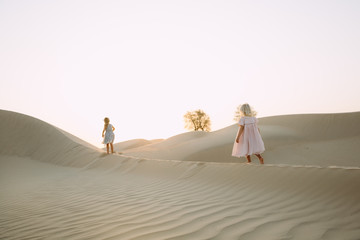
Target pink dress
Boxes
[232,116,265,157]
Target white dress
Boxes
[232,117,265,157]
[103,124,115,144]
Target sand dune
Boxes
[122,112,360,167]
[111,139,164,152]
[0,110,101,167]
[1,110,360,240]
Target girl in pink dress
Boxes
[232,103,265,164]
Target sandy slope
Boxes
[111,139,164,152]
[1,110,360,240]
[0,110,102,167]
[122,112,360,167]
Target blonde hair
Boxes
[240,103,257,117]
[104,117,110,128]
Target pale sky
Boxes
[1,0,359,147]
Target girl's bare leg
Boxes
[110,143,114,154]
[106,144,109,154]
[246,155,251,163]
[255,154,264,164]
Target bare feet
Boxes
[255,154,264,164]
[246,155,251,163]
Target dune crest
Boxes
[0,110,100,167]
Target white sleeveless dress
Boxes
[103,124,115,144]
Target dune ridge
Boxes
[1,110,360,239]
[122,112,360,167]
[0,110,100,167]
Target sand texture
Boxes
[1,110,360,240]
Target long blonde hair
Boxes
[104,117,110,129]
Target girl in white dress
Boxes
[232,104,265,164]
[102,117,115,154]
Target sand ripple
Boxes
[1,156,360,240]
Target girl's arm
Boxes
[102,126,106,137]
[236,125,244,143]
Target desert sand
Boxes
[1,109,360,240]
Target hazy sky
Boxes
[1,0,359,147]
